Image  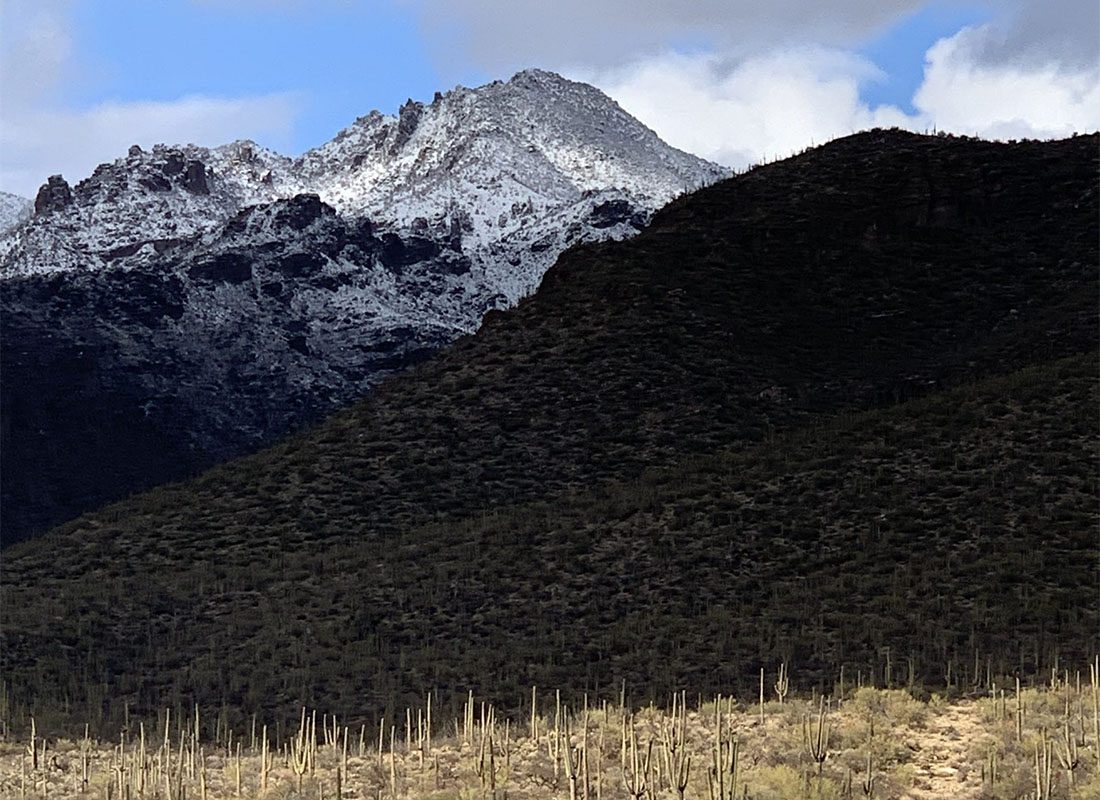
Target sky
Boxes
[0,0,1096,197]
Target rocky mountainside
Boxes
[0,70,725,546]
[2,131,1095,729]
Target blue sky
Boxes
[1,0,1096,196]
[857,2,991,113]
[62,0,445,153]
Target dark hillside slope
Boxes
[2,130,1096,730]
[4,356,1096,730]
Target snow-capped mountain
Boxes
[3,70,724,294]
[0,69,727,545]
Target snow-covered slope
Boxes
[0,69,729,545]
[0,143,290,275]
[298,69,720,232]
[294,69,727,304]
[0,192,32,234]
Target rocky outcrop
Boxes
[33,175,73,215]
[390,99,423,155]
[183,160,209,194]
[273,192,330,229]
[589,198,647,229]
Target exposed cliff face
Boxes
[33,175,74,214]
[0,70,727,545]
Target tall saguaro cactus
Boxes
[775,662,790,704]
[803,696,831,778]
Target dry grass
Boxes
[3,678,1099,800]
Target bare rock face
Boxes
[33,175,73,215]
[273,192,330,229]
[183,160,209,194]
[390,99,423,155]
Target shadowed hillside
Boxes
[2,130,1096,734]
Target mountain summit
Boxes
[0,70,725,545]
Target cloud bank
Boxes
[914,25,1100,141]
[578,24,1099,172]
[573,50,913,170]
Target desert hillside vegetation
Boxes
[4,670,1100,799]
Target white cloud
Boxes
[414,0,1097,173]
[0,94,302,199]
[577,50,916,170]
[573,23,1098,174]
[914,25,1100,139]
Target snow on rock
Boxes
[0,141,291,276]
[0,192,32,235]
[2,70,724,284]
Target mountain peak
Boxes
[507,67,572,85]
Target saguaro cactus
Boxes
[1055,702,1080,788]
[621,715,651,800]
[290,709,311,793]
[1034,734,1054,800]
[775,662,790,704]
[803,696,831,778]
[708,697,739,800]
